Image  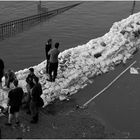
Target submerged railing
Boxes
[0,3,81,41]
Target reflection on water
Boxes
[0,2,140,138]
[1,1,140,71]
[0,1,140,70]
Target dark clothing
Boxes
[46,60,50,74]
[8,87,24,113]
[31,83,42,102]
[0,74,3,82]
[8,71,16,82]
[45,43,52,74]
[45,43,52,60]
[26,73,36,89]
[9,106,20,114]
[0,59,4,82]
[30,83,42,123]
[49,62,58,81]
[48,48,60,63]
[30,100,38,122]
[0,59,4,71]
[26,73,37,114]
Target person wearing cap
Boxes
[48,42,60,82]
[45,39,52,74]
[30,76,42,123]
[5,79,24,126]
[0,58,4,89]
[25,68,36,114]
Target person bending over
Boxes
[5,69,17,88]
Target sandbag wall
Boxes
[1,12,140,108]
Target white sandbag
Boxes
[130,67,139,74]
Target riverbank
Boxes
[0,94,127,139]
[0,9,140,139]
[1,11,140,108]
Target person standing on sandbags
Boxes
[30,76,43,124]
[47,42,60,82]
[0,58,4,89]
[45,39,52,74]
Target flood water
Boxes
[93,52,140,138]
[0,1,140,138]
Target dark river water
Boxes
[0,1,140,138]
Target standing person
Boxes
[45,39,52,74]
[48,42,60,82]
[5,79,24,126]
[25,68,36,114]
[30,76,42,124]
[0,58,4,89]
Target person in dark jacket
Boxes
[25,68,36,114]
[48,42,60,82]
[5,79,24,126]
[26,68,36,90]
[30,76,42,123]
[45,39,52,74]
[0,58,4,89]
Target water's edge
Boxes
[1,11,140,108]
[0,8,140,139]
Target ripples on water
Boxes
[0,1,140,138]
[0,1,140,71]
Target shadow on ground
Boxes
[0,96,126,139]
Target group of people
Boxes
[25,68,43,124]
[0,62,43,126]
[0,38,60,126]
[5,67,43,126]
